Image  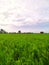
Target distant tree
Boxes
[18,30,21,33]
[40,31,44,34]
[0,29,7,34]
[9,32,16,34]
[1,29,3,31]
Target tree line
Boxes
[0,29,44,34]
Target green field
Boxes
[0,34,49,65]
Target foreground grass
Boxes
[0,33,49,65]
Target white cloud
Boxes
[0,0,49,32]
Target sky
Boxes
[0,0,49,33]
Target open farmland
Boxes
[0,33,49,65]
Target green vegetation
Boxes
[0,34,49,65]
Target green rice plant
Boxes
[0,33,49,65]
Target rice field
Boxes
[0,33,49,65]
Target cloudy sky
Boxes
[0,0,49,32]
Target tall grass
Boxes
[0,34,49,65]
